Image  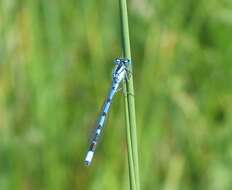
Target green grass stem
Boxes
[118,0,140,190]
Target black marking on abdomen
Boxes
[90,141,97,151]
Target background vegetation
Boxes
[1,0,232,189]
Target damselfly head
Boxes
[114,58,131,66]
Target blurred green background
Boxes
[1,0,232,189]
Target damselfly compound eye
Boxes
[124,59,129,64]
[123,59,130,66]
[114,58,121,65]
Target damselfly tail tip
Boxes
[84,151,94,166]
[84,160,91,166]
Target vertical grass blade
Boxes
[118,0,140,190]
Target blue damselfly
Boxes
[84,58,131,166]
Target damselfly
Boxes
[84,58,131,166]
